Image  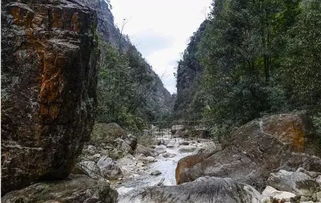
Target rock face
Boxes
[176,113,321,188]
[1,0,98,194]
[120,177,262,203]
[1,175,118,203]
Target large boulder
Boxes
[176,113,321,189]
[1,175,118,203]
[88,123,137,159]
[91,123,127,143]
[1,0,98,194]
[267,169,321,200]
[119,177,262,203]
[97,156,123,180]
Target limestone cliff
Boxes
[1,0,98,194]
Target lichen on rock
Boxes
[1,0,98,194]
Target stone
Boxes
[155,145,167,154]
[1,175,117,203]
[176,152,216,184]
[91,123,126,143]
[316,175,321,185]
[76,160,100,179]
[142,156,157,163]
[1,0,98,194]
[97,156,123,180]
[120,177,262,203]
[262,186,297,202]
[151,170,162,176]
[317,191,321,201]
[163,153,176,158]
[135,144,156,157]
[175,113,321,189]
[267,169,320,197]
[179,141,190,146]
[179,146,197,153]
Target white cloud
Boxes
[111,0,212,93]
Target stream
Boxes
[113,133,215,197]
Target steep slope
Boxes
[174,21,209,121]
[79,0,173,127]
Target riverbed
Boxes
[112,134,215,197]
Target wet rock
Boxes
[1,0,98,194]
[151,170,162,176]
[179,141,190,146]
[1,175,117,203]
[261,186,297,202]
[120,177,262,203]
[166,142,176,148]
[163,153,176,158]
[175,113,321,189]
[179,146,196,153]
[97,156,123,180]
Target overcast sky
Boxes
[110,0,212,94]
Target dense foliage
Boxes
[176,0,321,137]
[96,37,173,131]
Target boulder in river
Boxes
[1,0,98,194]
[119,176,262,203]
[1,175,117,203]
[175,113,321,189]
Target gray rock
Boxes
[261,186,297,202]
[142,156,157,163]
[155,145,167,154]
[97,156,123,180]
[77,161,100,179]
[179,141,190,146]
[120,177,262,203]
[267,169,320,197]
[151,170,162,176]
[1,175,117,203]
[163,153,176,158]
[179,146,196,153]
[135,144,156,157]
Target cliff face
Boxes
[174,21,209,121]
[79,0,173,122]
[1,0,98,194]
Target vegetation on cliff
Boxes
[175,0,321,138]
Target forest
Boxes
[175,0,321,140]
